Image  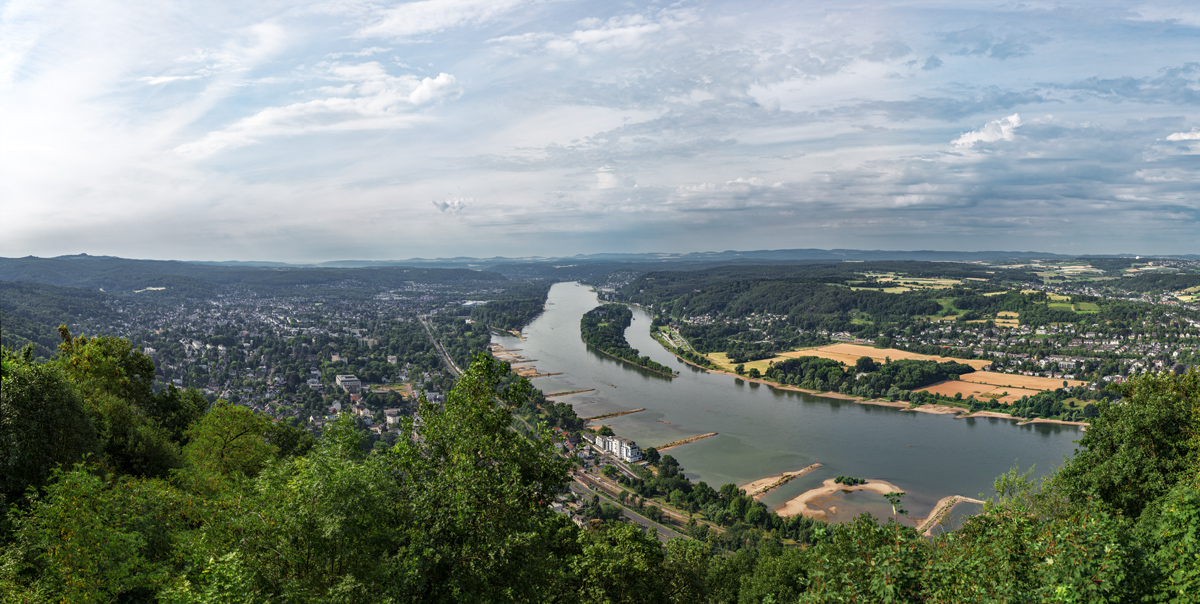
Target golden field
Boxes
[780,343,992,370]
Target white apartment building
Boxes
[595,434,643,463]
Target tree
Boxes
[1053,368,1199,520]
[52,328,185,477]
[574,523,665,603]
[642,446,661,465]
[181,401,277,482]
[855,355,878,373]
[0,346,98,506]
[385,354,575,600]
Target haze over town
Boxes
[3,0,1199,261]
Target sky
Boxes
[2,0,1199,262]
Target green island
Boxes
[579,303,677,377]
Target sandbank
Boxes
[775,477,904,520]
[739,463,823,499]
[957,411,1018,420]
[902,404,968,416]
[915,495,985,536]
[1016,417,1089,428]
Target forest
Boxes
[3,333,1199,602]
[468,284,551,331]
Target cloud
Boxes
[1061,64,1200,105]
[941,27,1048,60]
[491,7,696,57]
[432,197,470,214]
[175,65,461,157]
[921,55,942,71]
[357,0,531,39]
[140,75,204,85]
[1166,130,1200,141]
[953,113,1022,147]
[327,46,391,59]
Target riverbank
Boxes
[698,365,979,415]
[584,342,678,378]
[956,411,1089,428]
[775,477,904,520]
[670,356,1088,427]
[740,463,824,499]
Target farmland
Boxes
[779,343,991,370]
[958,371,1086,390]
[916,371,1086,404]
[916,381,1041,405]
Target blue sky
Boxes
[2,0,1198,261]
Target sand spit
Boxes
[740,463,823,499]
[1016,417,1089,428]
[657,432,719,451]
[775,478,904,520]
[915,495,986,536]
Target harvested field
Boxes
[781,343,991,370]
[919,381,995,399]
[958,371,1086,390]
[916,380,1043,405]
[994,311,1020,327]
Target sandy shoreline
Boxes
[739,463,823,499]
[775,477,904,520]
[686,364,1089,427]
[903,403,967,415]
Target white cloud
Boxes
[1166,129,1200,141]
[433,197,471,214]
[492,8,695,57]
[357,0,531,39]
[175,65,461,157]
[952,113,1021,147]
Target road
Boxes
[570,472,686,542]
[417,314,463,376]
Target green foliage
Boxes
[5,466,198,602]
[54,328,192,477]
[924,504,1147,603]
[0,347,98,506]
[1054,369,1199,519]
[1138,479,1200,603]
[178,401,277,494]
[574,523,665,604]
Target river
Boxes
[491,282,1081,526]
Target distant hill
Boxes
[0,254,508,297]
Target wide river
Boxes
[491,282,1082,525]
